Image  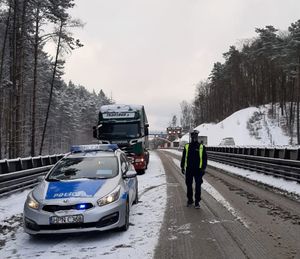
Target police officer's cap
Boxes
[189,129,199,136]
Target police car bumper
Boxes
[23,199,127,235]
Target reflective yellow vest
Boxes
[184,143,204,170]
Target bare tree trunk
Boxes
[297,56,300,145]
[31,5,40,157]
[289,78,296,144]
[14,0,28,157]
[39,20,64,155]
[8,0,19,158]
[0,93,3,159]
[297,99,299,144]
[17,0,28,157]
[0,2,11,84]
[280,72,286,116]
[0,2,11,159]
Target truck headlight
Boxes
[26,193,40,210]
[97,186,121,206]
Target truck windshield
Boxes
[99,122,140,139]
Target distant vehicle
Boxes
[219,137,235,146]
[167,126,182,141]
[93,104,149,174]
[23,144,138,235]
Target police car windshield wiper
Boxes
[83,176,108,180]
[46,178,61,182]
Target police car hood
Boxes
[32,177,120,203]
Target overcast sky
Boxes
[61,0,300,131]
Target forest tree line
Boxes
[181,20,300,144]
[0,0,112,159]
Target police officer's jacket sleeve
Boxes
[180,147,186,169]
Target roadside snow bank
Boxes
[181,105,290,146]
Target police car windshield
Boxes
[47,157,119,181]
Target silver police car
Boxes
[23,144,138,235]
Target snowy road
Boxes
[156,150,300,259]
[0,152,167,259]
[1,150,300,259]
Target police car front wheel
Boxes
[119,200,130,231]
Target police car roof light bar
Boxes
[70,144,119,153]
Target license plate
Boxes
[50,214,83,224]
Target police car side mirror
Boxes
[127,157,134,164]
[121,163,128,174]
[123,170,137,179]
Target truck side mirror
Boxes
[93,126,97,139]
[145,124,149,136]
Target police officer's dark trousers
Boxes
[185,169,203,204]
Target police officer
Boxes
[180,130,207,209]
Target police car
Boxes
[23,144,138,235]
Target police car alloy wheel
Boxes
[133,182,138,205]
[119,200,129,231]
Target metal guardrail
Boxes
[206,147,300,183]
[2,145,300,197]
[172,146,300,183]
[0,155,64,197]
[207,146,300,160]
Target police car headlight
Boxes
[97,186,121,206]
[26,193,40,210]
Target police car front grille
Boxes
[42,203,93,212]
[39,222,97,230]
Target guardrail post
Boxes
[32,157,42,168]
[290,149,299,160]
[19,158,24,171]
[50,155,57,164]
[249,148,254,156]
[8,159,23,173]
[0,160,9,174]
[278,149,285,159]
[254,148,259,156]
[274,148,279,158]
[284,149,290,159]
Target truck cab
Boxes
[93,104,149,174]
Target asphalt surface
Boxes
[154,150,300,259]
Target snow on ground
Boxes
[0,190,30,222]
[163,149,300,197]
[0,151,167,259]
[208,160,300,197]
[180,105,291,146]
[171,157,250,228]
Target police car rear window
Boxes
[47,157,119,181]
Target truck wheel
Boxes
[136,169,145,175]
